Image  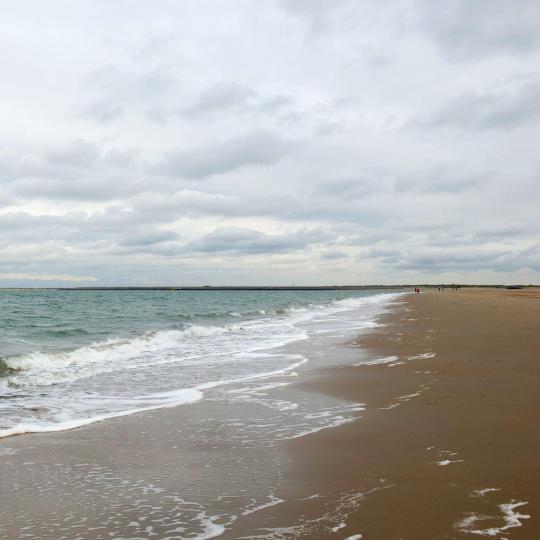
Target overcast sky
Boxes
[1,0,539,286]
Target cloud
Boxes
[418,0,540,59]
[320,249,348,260]
[0,1,539,285]
[78,65,179,123]
[183,82,256,117]
[119,230,179,247]
[47,139,100,168]
[420,83,540,130]
[394,167,481,193]
[366,238,540,274]
[189,226,334,255]
[130,190,245,221]
[0,272,96,282]
[155,131,295,178]
[279,0,358,35]
[181,81,295,122]
[0,140,142,201]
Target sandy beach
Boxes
[1,288,539,539]
[223,288,540,539]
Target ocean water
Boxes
[0,288,406,539]
[0,289,400,439]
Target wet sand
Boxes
[1,288,539,539]
[222,288,540,539]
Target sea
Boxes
[0,288,403,539]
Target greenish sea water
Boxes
[0,289,401,438]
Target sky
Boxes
[1,0,539,286]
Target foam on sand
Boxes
[238,482,392,539]
[353,355,398,366]
[471,488,501,498]
[408,352,436,360]
[456,500,530,536]
[0,388,204,438]
[0,355,309,439]
[242,494,285,516]
[436,459,463,466]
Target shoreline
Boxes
[0,292,396,539]
[222,288,540,539]
[1,288,538,539]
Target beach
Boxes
[1,288,539,539]
[224,288,540,539]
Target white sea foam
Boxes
[241,483,392,539]
[408,352,436,360]
[0,356,308,439]
[242,494,284,516]
[3,325,228,387]
[456,501,530,536]
[471,488,501,497]
[193,514,227,540]
[0,388,204,438]
[0,292,403,439]
[353,355,398,366]
[286,404,365,439]
[0,446,18,456]
[436,459,463,466]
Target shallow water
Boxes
[0,289,405,539]
[0,289,401,438]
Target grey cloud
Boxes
[156,131,294,179]
[189,226,334,255]
[400,250,509,270]
[79,65,179,123]
[182,82,256,117]
[79,100,124,122]
[0,209,178,254]
[47,139,100,168]
[313,173,388,197]
[474,226,526,240]
[367,247,404,265]
[366,246,476,271]
[320,250,348,260]
[131,190,244,222]
[182,82,293,119]
[1,1,540,285]
[279,0,356,35]
[394,168,481,193]
[1,140,142,201]
[419,0,540,59]
[368,243,540,274]
[421,83,540,130]
[8,177,131,201]
[119,230,179,247]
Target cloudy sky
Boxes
[1,0,539,286]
